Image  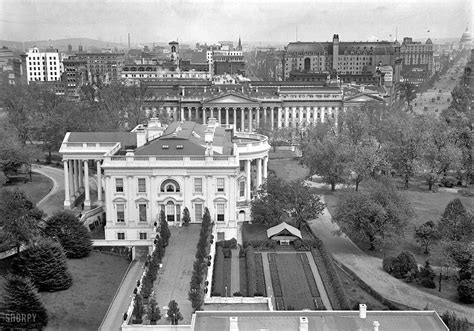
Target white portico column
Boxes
[241,108,245,132]
[263,156,268,180]
[225,108,229,125]
[73,160,79,196]
[256,158,262,188]
[78,161,83,189]
[210,107,214,119]
[63,160,71,208]
[188,108,192,120]
[284,107,289,127]
[321,108,325,123]
[256,107,260,129]
[68,160,74,201]
[271,107,275,130]
[245,159,251,200]
[249,108,253,132]
[299,107,303,126]
[277,107,281,128]
[218,108,222,124]
[181,107,185,121]
[292,107,296,127]
[306,107,311,125]
[96,160,102,206]
[83,160,91,210]
[233,108,237,128]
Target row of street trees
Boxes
[299,85,472,191]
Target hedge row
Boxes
[298,253,320,298]
[239,258,248,296]
[216,238,237,249]
[243,239,277,250]
[223,258,232,297]
[275,297,285,310]
[310,246,349,309]
[188,208,213,311]
[268,253,283,297]
[212,246,225,296]
[254,253,267,296]
[246,246,256,296]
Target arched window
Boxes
[304,58,311,71]
[160,179,180,192]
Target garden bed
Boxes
[254,253,267,296]
[239,257,248,296]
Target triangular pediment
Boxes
[204,92,257,104]
[345,93,384,102]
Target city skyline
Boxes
[1,0,472,45]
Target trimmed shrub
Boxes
[147,298,161,325]
[229,238,238,249]
[457,279,474,303]
[441,311,470,331]
[458,267,472,281]
[132,293,144,324]
[382,256,396,274]
[254,252,266,296]
[223,247,232,258]
[294,239,303,250]
[0,275,48,330]
[212,246,224,296]
[13,239,72,292]
[246,246,256,296]
[43,211,92,258]
[182,207,191,226]
[419,260,436,288]
[390,251,419,279]
[159,211,171,246]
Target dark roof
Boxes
[135,122,233,156]
[68,132,137,149]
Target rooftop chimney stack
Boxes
[299,316,309,331]
[359,304,367,319]
[373,321,380,331]
[229,317,238,331]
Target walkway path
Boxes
[304,252,332,309]
[260,252,276,309]
[33,165,65,217]
[305,180,474,323]
[99,261,145,331]
[153,225,200,325]
[230,248,240,294]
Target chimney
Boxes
[299,317,308,331]
[359,304,367,319]
[136,127,147,148]
[229,317,238,331]
[373,321,380,331]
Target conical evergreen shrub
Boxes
[0,275,48,329]
[13,239,72,291]
[159,210,171,246]
[43,211,92,258]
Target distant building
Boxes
[283,34,402,83]
[400,37,434,85]
[0,46,27,86]
[25,46,64,83]
[62,58,88,99]
[460,27,472,50]
[70,51,125,84]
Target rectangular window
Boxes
[138,204,147,222]
[217,203,225,222]
[116,204,125,222]
[117,232,125,240]
[194,178,202,193]
[239,181,245,197]
[115,178,124,192]
[194,204,203,222]
[139,232,147,240]
[138,178,146,193]
[217,178,225,192]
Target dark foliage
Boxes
[245,246,256,296]
[43,211,92,258]
[441,311,470,331]
[457,279,474,303]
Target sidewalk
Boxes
[99,261,145,331]
[305,180,473,323]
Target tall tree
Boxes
[438,198,473,242]
[166,300,183,325]
[286,180,325,229]
[251,174,289,226]
[301,130,351,191]
[13,239,73,292]
[399,82,417,111]
[414,220,440,254]
[0,189,43,253]
[146,298,161,325]
[333,178,412,250]
[43,211,92,258]
[0,275,48,330]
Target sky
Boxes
[0,0,472,44]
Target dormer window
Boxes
[162,145,169,149]
[176,145,183,149]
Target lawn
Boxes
[1,171,53,205]
[268,152,309,182]
[0,252,129,330]
[312,180,474,264]
[40,252,130,330]
[269,253,316,310]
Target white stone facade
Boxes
[26,47,64,83]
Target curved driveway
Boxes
[305,180,473,323]
[33,165,66,217]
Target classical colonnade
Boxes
[63,159,103,209]
[242,156,268,200]
[143,105,339,131]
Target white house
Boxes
[59,118,270,249]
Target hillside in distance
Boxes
[0,38,126,52]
